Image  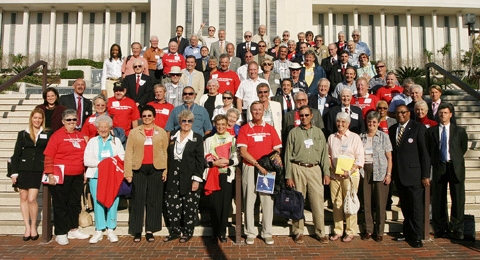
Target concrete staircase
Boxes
[0,90,477,238]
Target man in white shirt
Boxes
[197,23,217,50]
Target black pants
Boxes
[397,183,424,241]
[129,164,164,234]
[432,162,465,235]
[207,174,232,237]
[50,174,84,235]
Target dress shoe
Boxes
[219,235,227,243]
[408,240,423,248]
[361,233,372,240]
[373,235,383,242]
[314,235,329,244]
[293,234,304,244]
[22,236,31,241]
[434,232,448,239]
[31,234,39,241]
[393,236,405,241]
[449,232,464,240]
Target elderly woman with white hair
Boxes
[84,115,125,243]
[199,79,223,119]
[414,100,438,128]
[327,112,365,242]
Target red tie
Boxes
[341,65,346,75]
[136,75,140,95]
[345,107,349,114]
[76,97,82,127]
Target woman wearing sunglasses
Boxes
[124,105,168,243]
[259,58,281,95]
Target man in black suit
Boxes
[324,88,363,137]
[427,85,456,124]
[321,43,339,78]
[271,78,295,114]
[59,78,92,128]
[389,105,430,248]
[236,31,259,65]
[122,59,153,108]
[168,25,189,55]
[308,78,339,123]
[195,46,210,72]
[426,103,467,240]
[328,50,350,94]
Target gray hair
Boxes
[178,110,194,122]
[318,78,330,88]
[336,111,351,124]
[62,109,77,120]
[410,84,423,94]
[207,79,219,87]
[227,108,240,119]
[366,111,380,122]
[414,100,429,111]
[153,83,167,92]
[92,94,107,104]
[294,91,307,101]
[94,114,113,128]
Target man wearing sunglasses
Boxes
[164,66,187,107]
[123,59,153,108]
[165,86,212,137]
[253,40,273,65]
[369,61,388,94]
[284,105,330,244]
[237,31,259,65]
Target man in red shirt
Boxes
[375,72,402,104]
[147,84,174,129]
[352,77,379,119]
[162,41,186,77]
[237,101,282,245]
[211,54,241,95]
[107,84,140,136]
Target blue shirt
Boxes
[165,104,213,136]
[183,45,202,59]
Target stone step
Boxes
[0,100,43,106]
[461,125,480,132]
[457,118,480,125]
[0,117,32,124]
[456,112,480,118]
[2,111,34,118]
[0,105,37,112]
[444,100,480,106]
[442,95,479,101]
[453,105,480,112]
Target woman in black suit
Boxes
[163,110,205,243]
[10,108,50,241]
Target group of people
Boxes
[8,24,468,249]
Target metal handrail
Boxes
[425,62,480,100]
[0,60,48,93]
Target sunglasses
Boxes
[133,65,142,68]
[377,107,388,110]
[375,65,385,69]
[64,118,77,122]
[257,90,269,94]
[183,92,195,96]
[142,114,153,118]
[245,35,252,38]
[258,45,266,47]
[263,63,273,66]
[299,114,310,118]
[223,96,233,100]
[352,34,359,36]
[181,119,193,124]
[170,74,181,77]
[208,29,215,32]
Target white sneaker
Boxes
[89,231,103,244]
[107,229,119,243]
[68,229,90,239]
[245,237,255,245]
[55,234,69,245]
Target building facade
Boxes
[0,0,479,70]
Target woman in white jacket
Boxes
[84,115,125,244]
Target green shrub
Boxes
[68,59,103,69]
[19,75,42,85]
[60,70,84,79]
[0,77,19,92]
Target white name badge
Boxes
[253,135,263,142]
[72,140,81,149]
[305,71,314,77]
[212,74,218,79]
[365,148,373,155]
[112,101,120,107]
[169,94,177,99]
[293,87,300,93]
[351,112,359,120]
[39,134,47,139]
[155,55,160,60]
[193,49,199,54]
[304,139,313,148]
[174,56,180,61]
[226,81,230,85]
[364,98,372,104]
[89,117,96,123]
[101,150,111,158]
[161,108,170,115]
[251,47,256,51]
[144,137,153,145]
[139,79,146,85]
[274,79,280,84]
[295,119,301,125]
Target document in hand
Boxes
[335,155,357,176]
[42,165,65,184]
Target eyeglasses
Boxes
[257,90,269,94]
[375,65,385,69]
[183,92,195,96]
[299,114,310,118]
[396,110,409,115]
[208,29,215,32]
[181,119,193,124]
[295,99,307,102]
[291,68,301,71]
[170,74,181,77]
[258,45,266,47]
[283,34,289,37]
[64,118,77,122]
[223,96,233,100]
[245,35,252,38]
[262,63,273,66]
[352,34,359,36]
[133,65,142,68]
[377,107,388,110]
[142,114,153,118]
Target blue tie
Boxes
[440,125,448,163]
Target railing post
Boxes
[424,185,430,240]
[42,63,47,92]
[235,167,242,244]
[42,185,52,243]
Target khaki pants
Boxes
[242,164,274,239]
[330,175,360,236]
[291,163,326,237]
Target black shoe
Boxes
[22,236,31,241]
[146,233,155,242]
[219,235,227,243]
[393,236,405,241]
[179,236,192,243]
[449,232,464,240]
[434,232,448,239]
[133,233,141,243]
[408,240,423,248]
[163,234,180,242]
[31,234,39,241]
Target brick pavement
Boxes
[0,234,479,260]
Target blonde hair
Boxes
[29,108,45,144]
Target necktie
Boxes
[286,95,292,112]
[261,36,264,41]
[76,97,82,127]
[202,59,206,71]
[331,57,334,65]
[136,75,140,95]
[396,126,405,146]
[440,125,448,162]
[247,42,250,51]
[177,37,180,43]
[345,107,349,114]
[341,65,346,75]
[220,41,224,53]
[432,103,438,116]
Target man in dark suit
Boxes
[122,59,153,108]
[321,43,339,78]
[271,78,295,114]
[168,25,189,55]
[427,85,456,124]
[324,88,363,137]
[426,103,467,240]
[59,78,92,128]
[328,50,350,94]
[195,46,210,72]
[308,78,339,120]
[236,31,259,65]
[389,105,430,248]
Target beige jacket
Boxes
[124,125,168,177]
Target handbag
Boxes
[343,177,360,215]
[274,188,304,220]
[118,179,132,197]
[79,184,93,227]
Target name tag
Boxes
[251,47,256,51]
[365,148,373,155]
[39,134,47,139]
[88,117,96,123]
[212,74,218,79]
[364,98,371,104]
[304,139,313,148]
[351,112,359,120]
[174,56,180,61]
[161,108,170,115]
[112,101,120,107]
[144,137,153,145]
[193,49,199,53]
[101,150,111,158]
[169,94,177,99]
[155,55,160,60]
[253,135,263,142]
[139,79,146,85]
[72,140,81,149]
